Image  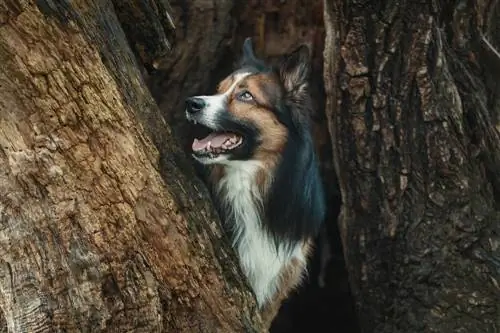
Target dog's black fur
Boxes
[237,38,326,243]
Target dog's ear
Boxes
[239,38,266,69]
[277,45,313,133]
[241,38,256,64]
[278,45,311,95]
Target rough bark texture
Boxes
[111,0,175,70]
[324,0,500,332]
[0,1,264,332]
[146,0,236,150]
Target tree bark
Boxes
[0,1,264,332]
[145,0,236,150]
[324,0,500,332]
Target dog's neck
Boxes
[210,158,274,218]
[211,160,276,248]
[211,160,305,306]
[207,129,324,306]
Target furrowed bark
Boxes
[0,1,263,332]
[111,0,175,69]
[146,0,235,149]
[324,0,500,332]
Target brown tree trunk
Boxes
[0,1,265,332]
[324,0,500,332]
[144,0,237,149]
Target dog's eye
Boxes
[238,91,254,102]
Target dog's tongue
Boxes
[192,132,233,152]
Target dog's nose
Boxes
[185,97,206,113]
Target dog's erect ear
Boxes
[242,38,256,63]
[278,45,311,94]
[239,37,266,69]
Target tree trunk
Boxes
[324,0,500,332]
[0,1,265,332]
[144,0,237,150]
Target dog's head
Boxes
[185,38,311,166]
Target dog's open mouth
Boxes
[192,132,243,157]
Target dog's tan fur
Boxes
[260,241,312,327]
[211,72,288,191]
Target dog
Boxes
[185,38,326,320]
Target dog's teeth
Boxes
[193,120,197,125]
[207,141,211,151]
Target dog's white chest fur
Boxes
[216,161,305,306]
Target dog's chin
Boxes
[192,151,233,165]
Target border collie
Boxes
[185,38,325,315]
